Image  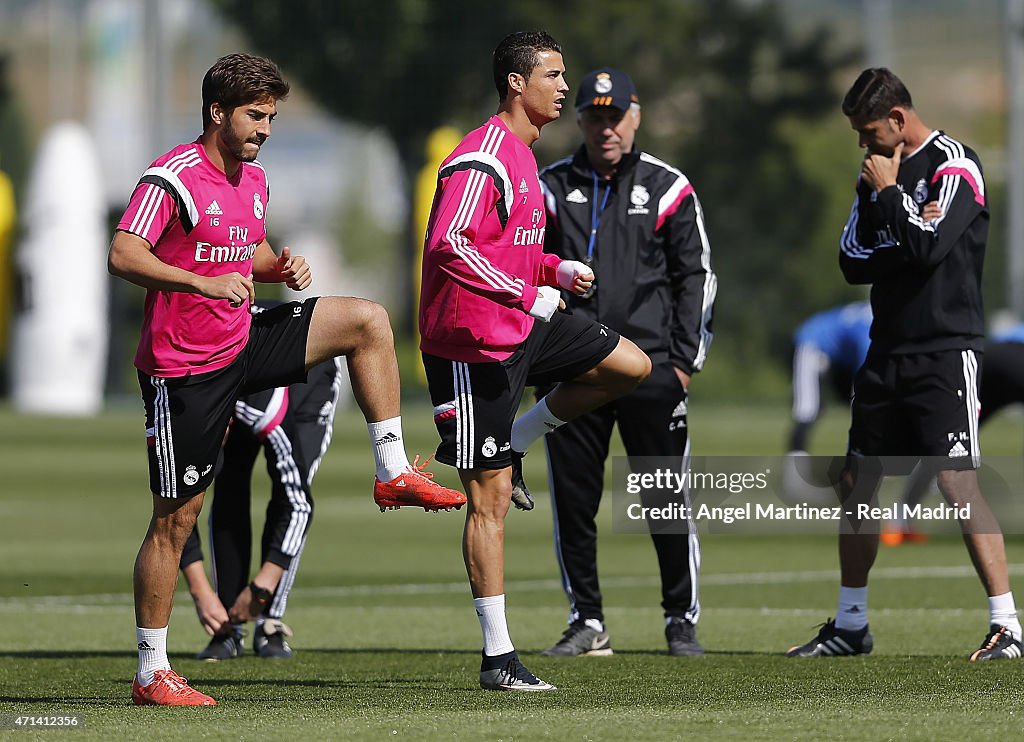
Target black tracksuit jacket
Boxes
[539,146,716,375]
[839,130,987,354]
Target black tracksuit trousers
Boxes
[542,360,701,625]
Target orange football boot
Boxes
[881,521,929,547]
[131,669,217,706]
[880,522,905,547]
[373,455,467,512]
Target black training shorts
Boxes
[848,348,981,471]
[422,310,620,470]
[138,298,319,498]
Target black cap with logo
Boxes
[574,68,639,112]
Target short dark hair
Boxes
[201,53,290,129]
[841,67,913,121]
[492,31,561,102]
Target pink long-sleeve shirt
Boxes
[419,116,562,362]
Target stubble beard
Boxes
[223,120,262,163]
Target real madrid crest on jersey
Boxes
[628,184,650,215]
[912,178,928,204]
[253,193,264,219]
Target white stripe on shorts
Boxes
[962,349,981,467]
[151,377,177,498]
[453,361,475,469]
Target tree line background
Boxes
[209,0,1008,400]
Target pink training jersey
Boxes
[419,115,563,362]
[117,139,270,377]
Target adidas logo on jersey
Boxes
[671,400,688,418]
[205,200,223,215]
[566,189,588,204]
[948,441,969,458]
[519,178,530,194]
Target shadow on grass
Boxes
[305,647,480,656]
[197,677,437,690]
[1,648,951,660]
[0,695,113,704]
[608,648,781,657]
[1,679,476,704]
[0,650,134,659]
[0,647,482,660]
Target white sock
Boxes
[989,592,1022,640]
[586,618,605,632]
[368,417,411,481]
[136,626,171,685]
[474,595,515,656]
[510,398,566,453]
[835,586,868,631]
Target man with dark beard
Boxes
[109,53,466,706]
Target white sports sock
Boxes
[368,417,411,482]
[136,626,171,686]
[474,595,515,656]
[835,586,869,631]
[510,398,566,453]
[585,618,605,633]
[989,592,1022,640]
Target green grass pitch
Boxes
[2,401,1024,740]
